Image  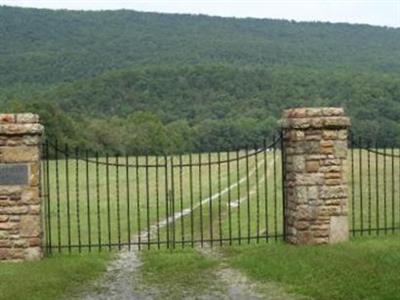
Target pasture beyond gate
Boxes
[41,135,285,253]
[39,110,400,254]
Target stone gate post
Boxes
[0,114,44,261]
[280,108,350,245]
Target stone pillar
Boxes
[0,114,44,261]
[281,108,350,245]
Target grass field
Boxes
[42,147,400,252]
[0,252,110,300]
[222,235,400,300]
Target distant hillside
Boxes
[1,6,400,87]
[0,6,399,153]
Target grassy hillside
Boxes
[0,6,399,152]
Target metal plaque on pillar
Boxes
[0,164,29,185]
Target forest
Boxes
[0,6,399,153]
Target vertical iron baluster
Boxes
[75,147,81,253]
[116,155,121,250]
[55,140,61,253]
[45,141,52,254]
[198,153,204,247]
[351,134,355,235]
[65,144,71,253]
[367,140,372,235]
[46,140,53,254]
[41,143,48,254]
[145,155,150,249]
[218,152,223,246]
[189,153,194,247]
[255,144,260,243]
[106,153,111,250]
[236,149,241,245]
[164,155,169,249]
[96,153,101,251]
[179,154,184,248]
[391,146,395,234]
[125,155,131,250]
[273,136,278,241]
[263,139,269,242]
[41,143,47,253]
[208,152,213,247]
[135,155,141,250]
[384,146,387,234]
[359,137,363,235]
[86,150,91,252]
[170,156,176,249]
[375,141,380,235]
[156,156,160,249]
[280,131,286,241]
[227,151,232,245]
[245,146,251,244]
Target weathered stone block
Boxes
[20,215,41,237]
[334,140,348,158]
[16,113,39,124]
[329,216,349,243]
[295,173,324,186]
[307,186,319,200]
[322,130,338,140]
[24,247,42,261]
[320,186,347,199]
[295,186,308,204]
[0,114,15,124]
[292,155,305,172]
[306,160,319,173]
[1,147,39,163]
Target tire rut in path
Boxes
[196,245,305,300]
[81,248,158,300]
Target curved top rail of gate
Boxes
[349,132,400,158]
[42,133,282,168]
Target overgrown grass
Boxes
[222,236,400,300]
[0,253,110,300]
[139,248,219,299]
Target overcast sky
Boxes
[1,0,399,28]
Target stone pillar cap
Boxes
[0,113,43,135]
[0,113,40,124]
[280,107,350,129]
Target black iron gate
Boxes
[349,134,400,236]
[41,135,285,253]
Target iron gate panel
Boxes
[41,136,285,253]
[349,134,400,236]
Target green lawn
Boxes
[222,236,400,300]
[0,253,110,300]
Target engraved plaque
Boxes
[0,164,28,185]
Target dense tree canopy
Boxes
[0,6,399,153]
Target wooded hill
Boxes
[1,6,399,153]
